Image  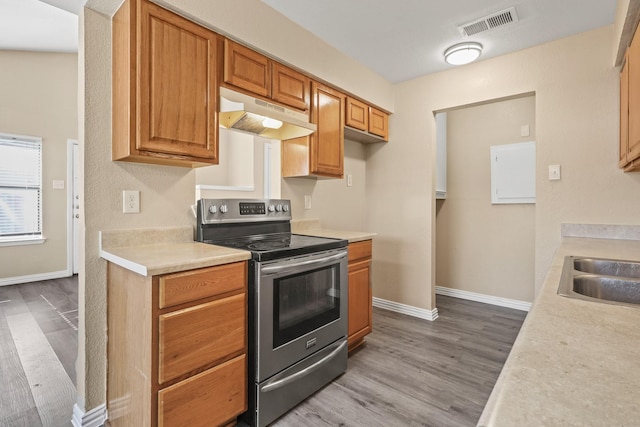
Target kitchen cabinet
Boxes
[347,240,373,353]
[223,39,310,111]
[112,0,221,167]
[281,81,345,178]
[344,97,390,143]
[107,261,247,427]
[620,27,640,171]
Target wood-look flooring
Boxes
[0,276,78,427]
[0,277,525,427]
[274,295,527,427]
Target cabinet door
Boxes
[272,62,310,111]
[621,52,629,168]
[369,107,389,141]
[224,39,270,98]
[345,97,368,131]
[138,0,219,160]
[310,82,345,177]
[348,259,372,351]
[628,33,640,163]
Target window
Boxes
[0,133,43,243]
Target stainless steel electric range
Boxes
[196,198,348,427]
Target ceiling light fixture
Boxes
[444,42,483,65]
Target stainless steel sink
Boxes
[573,257,640,278]
[558,256,640,308]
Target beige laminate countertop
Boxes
[479,237,640,426]
[291,219,375,243]
[99,226,250,276]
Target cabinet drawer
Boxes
[158,293,245,384]
[348,240,372,263]
[158,354,247,427]
[159,262,245,309]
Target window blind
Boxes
[0,135,42,238]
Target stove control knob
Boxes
[208,205,217,214]
[276,204,283,212]
[220,204,228,214]
[268,204,275,212]
[283,204,289,212]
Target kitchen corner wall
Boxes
[0,51,77,281]
[436,96,536,303]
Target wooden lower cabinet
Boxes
[347,240,373,353]
[107,261,247,427]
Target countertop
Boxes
[99,226,250,276]
[478,237,640,426]
[99,221,374,276]
[291,219,376,243]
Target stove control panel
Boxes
[198,198,292,224]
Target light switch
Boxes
[123,190,140,213]
[520,125,530,137]
[304,195,312,210]
[347,174,353,187]
[548,165,561,181]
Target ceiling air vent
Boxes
[458,7,519,37]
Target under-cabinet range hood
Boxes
[219,87,316,140]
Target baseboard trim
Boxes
[372,297,439,321]
[0,270,71,287]
[435,286,531,312]
[72,403,107,427]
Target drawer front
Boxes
[158,294,245,384]
[159,262,245,309]
[348,240,372,263]
[158,354,247,427]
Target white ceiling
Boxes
[0,0,80,53]
[262,0,618,83]
[0,0,618,82]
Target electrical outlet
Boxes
[52,180,65,189]
[548,165,561,181]
[304,195,312,210]
[123,190,140,214]
[347,174,353,187]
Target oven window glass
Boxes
[273,265,341,348]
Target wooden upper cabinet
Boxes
[346,97,369,131]
[223,39,270,98]
[625,31,640,171]
[272,62,310,111]
[369,107,389,141]
[224,39,310,112]
[112,0,220,167]
[345,96,389,142]
[281,82,345,178]
[621,52,629,168]
[310,82,345,177]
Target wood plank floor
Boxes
[0,276,78,427]
[274,295,527,427]
[0,277,525,427]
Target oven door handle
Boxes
[261,251,346,274]
[260,339,347,393]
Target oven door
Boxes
[255,248,348,382]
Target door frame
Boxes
[67,139,79,275]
